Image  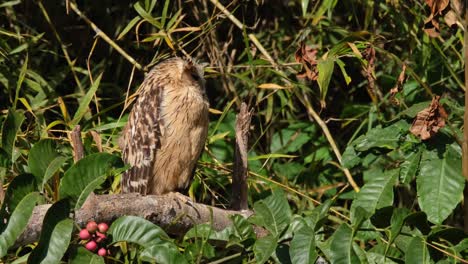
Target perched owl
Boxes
[119,57,209,195]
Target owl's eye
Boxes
[191,71,200,81]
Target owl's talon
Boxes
[170,192,194,206]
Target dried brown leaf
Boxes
[444,10,458,28]
[424,17,440,37]
[295,43,319,81]
[425,0,449,15]
[410,96,447,140]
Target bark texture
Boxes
[15,193,267,247]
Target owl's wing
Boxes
[120,84,163,194]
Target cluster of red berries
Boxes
[79,221,109,256]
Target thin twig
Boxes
[38,1,83,94]
[68,1,144,72]
[208,0,277,67]
[298,91,360,193]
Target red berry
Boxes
[95,231,106,242]
[86,221,98,233]
[97,248,107,256]
[97,222,109,233]
[79,229,91,240]
[85,240,97,251]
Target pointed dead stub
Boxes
[231,102,253,211]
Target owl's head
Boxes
[149,57,205,90]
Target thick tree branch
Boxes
[15,193,267,247]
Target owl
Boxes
[119,57,209,195]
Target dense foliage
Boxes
[0,0,467,263]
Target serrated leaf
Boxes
[417,143,464,224]
[350,169,398,224]
[250,190,291,236]
[109,216,169,247]
[253,235,277,264]
[59,153,124,209]
[0,192,41,258]
[70,73,102,126]
[329,224,360,264]
[29,199,73,264]
[290,225,317,264]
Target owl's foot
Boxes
[169,192,194,206]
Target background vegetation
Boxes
[0,0,467,263]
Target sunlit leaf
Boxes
[417,143,464,224]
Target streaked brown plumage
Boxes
[119,57,209,195]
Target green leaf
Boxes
[253,235,278,264]
[250,190,292,236]
[133,2,161,28]
[0,174,37,218]
[29,199,74,264]
[231,214,255,241]
[329,224,360,264]
[290,225,317,264]
[399,148,421,184]
[350,169,398,224]
[68,246,105,264]
[387,208,410,254]
[184,223,229,241]
[342,146,361,169]
[353,120,408,151]
[28,139,65,190]
[417,143,464,224]
[301,0,310,16]
[109,216,169,247]
[336,58,351,85]
[59,153,124,209]
[399,101,431,118]
[270,128,311,153]
[0,192,40,258]
[13,54,28,109]
[307,199,333,231]
[140,241,187,264]
[117,16,141,40]
[42,156,68,190]
[405,236,431,264]
[317,58,334,104]
[1,109,25,162]
[70,73,102,126]
[273,162,305,180]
